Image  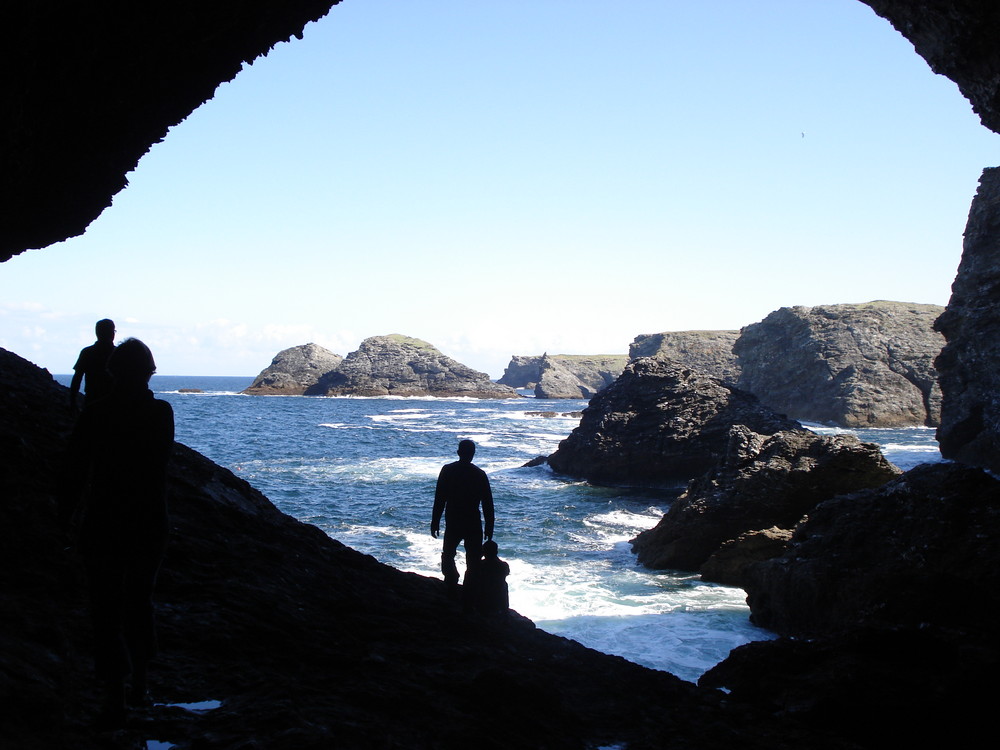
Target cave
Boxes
[4,2,1000,747]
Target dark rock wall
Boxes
[735,302,945,427]
[935,168,1000,471]
[1,1,340,261]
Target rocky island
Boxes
[243,343,343,395]
[306,334,519,398]
[498,353,628,398]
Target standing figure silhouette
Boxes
[431,439,494,591]
[69,318,116,409]
[61,338,174,728]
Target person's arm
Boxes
[482,472,495,541]
[431,467,447,538]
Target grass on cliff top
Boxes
[382,333,439,351]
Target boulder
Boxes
[629,330,741,384]
[700,527,793,587]
[935,168,1000,472]
[307,334,518,399]
[742,462,1000,638]
[498,354,628,398]
[734,301,945,427]
[546,358,798,487]
[243,342,343,395]
[630,426,901,576]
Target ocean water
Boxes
[56,374,943,683]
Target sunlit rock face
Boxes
[0,1,340,262]
[735,302,945,428]
[935,168,1000,471]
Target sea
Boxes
[55,374,944,684]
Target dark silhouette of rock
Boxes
[307,334,518,398]
[2,2,340,262]
[498,354,628,398]
[546,358,798,487]
[243,342,343,395]
[734,301,945,428]
[743,462,1000,638]
[629,330,741,384]
[630,426,901,578]
[700,527,793,587]
[935,169,1000,472]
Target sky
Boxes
[2,0,998,377]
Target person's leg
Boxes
[441,527,461,586]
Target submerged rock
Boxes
[307,334,518,399]
[629,330,741,384]
[630,426,901,579]
[734,301,945,428]
[546,358,797,487]
[243,342,343,395]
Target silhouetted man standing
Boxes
[431,439,494,588]
[70,318,116,408]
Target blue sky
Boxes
[2,0,997,377]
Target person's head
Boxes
[483,540,498,558]
[457,439,476,461]
[95,318,115,342]
[108,338,156,387]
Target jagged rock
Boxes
[307,334,518,399]
[546,358,798,487]
[935,168,1000,473]
[498,354,628,398]
[2,347,815,750]
[700,527,793,587]
[630,426,901,576]
[243,343,343,395]
[629,331,741,384]
[744,462,1000,637]
[734,301,945,428]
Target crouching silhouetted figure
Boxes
[60,338,173,728]
[466,539,510,618]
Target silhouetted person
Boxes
[431,439,494,590]
[69,318,116,408]
[60,338,173,728]
[465,539,510,617]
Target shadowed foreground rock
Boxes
[547,358,798,487]
[3,347,834,750]
[630,426,901,580]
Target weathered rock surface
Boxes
[243,342,343,395]
[630,426,901,578]
[935,168,1000,472]
[734,301,945,428]
[498,354,628,398]
[546,358,798,487]
[629,330,741,384]
[307,334,518,398]
[2,346,826,750]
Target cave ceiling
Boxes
[2,0,998,264]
